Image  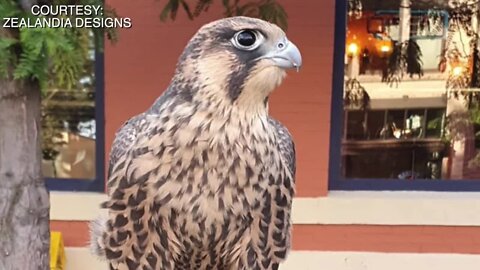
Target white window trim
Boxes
[292,191,480,226]
[51,191,480,226]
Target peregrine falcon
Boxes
[91,16,302,270]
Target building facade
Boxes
[48,0,480,269]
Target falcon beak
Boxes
[259,38,302,72]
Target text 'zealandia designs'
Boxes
[2,4,132,29]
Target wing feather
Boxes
[240,118,296,269]
[268,117,296,178]
[107,90,174,190]
[107,113,147,190]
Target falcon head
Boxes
[173,16,302,111]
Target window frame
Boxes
[45,51,105,192]
[328,0,480,191]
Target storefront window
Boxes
[341,0,480,181]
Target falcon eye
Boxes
[237,30,256,46]
[231,30,262,51]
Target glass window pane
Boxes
[426,108,445,138]
[41,33,96,180]
[366,110,385,139]
[342,0,480,180]
[346,110,366,140]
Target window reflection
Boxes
[41,33,96,180]
[343,0,480,180]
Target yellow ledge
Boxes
[50,231,66,270]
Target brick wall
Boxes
[49,0,480,259]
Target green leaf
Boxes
[158,0,288,28]
[160,0,175,21]
[1,0,114,92]
[0,0,20,18]
[193,0,213,17]
[0,37,18,77]
[170,0,180,20]
[181,0,194,20]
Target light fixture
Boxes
[380,44,391,53]
[347,43,359,56]
[452,66,464,77]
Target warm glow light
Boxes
[347,43,359,56]
[452,66,464,77]
[380,45,391,53]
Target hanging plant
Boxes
[348,0,363,19]
[384,41,406,87]
[160,0,289,30]
[445,1,480,106]
[384,40,423,86]
[449,0,477,37]
[426,9,445,34]
[344,78,370,110]
[406,39,424,78]
[470,37,480,88]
